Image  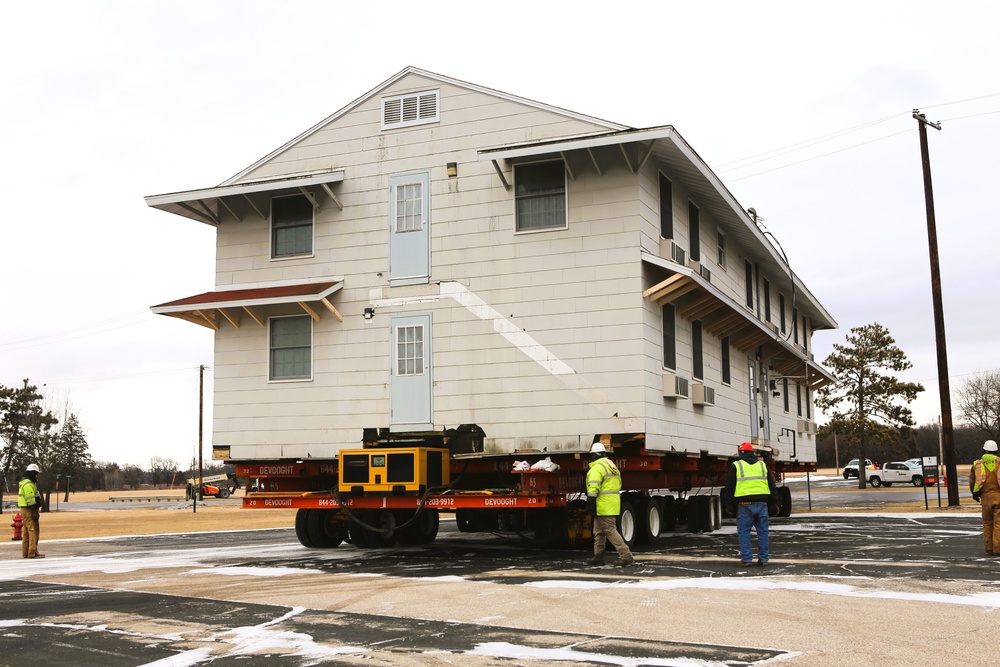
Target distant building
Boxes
[147,67,835,463]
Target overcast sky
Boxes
[2,1,997,467]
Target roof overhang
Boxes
[481,128,837,331]
[642,253,834,391]
[144,169,346,226]
[152,279,345,330]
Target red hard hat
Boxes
[738,442,754,452]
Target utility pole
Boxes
[195,364,205,514]
[913,110,959,506]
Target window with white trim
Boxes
[269,315,312,380]
[396,324,425,376]
[394,181,424,233]
[514,161,567,232]
[381,90,439,129]
[271,195,313,259]
[717,231,727,269]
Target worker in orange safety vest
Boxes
[969,440,1000,556]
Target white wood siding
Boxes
[206,73,818,461]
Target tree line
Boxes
[1,379,228,513]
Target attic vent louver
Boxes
[382,90,440,130]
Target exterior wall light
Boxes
[447,162,458,178]
[363,307,375,320]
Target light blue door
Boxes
[388,172,430,286]
[390,314,432,430]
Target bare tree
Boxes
[956,370,1000,442]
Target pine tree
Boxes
[816,323,924,489]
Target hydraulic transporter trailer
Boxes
[230,429,812,550]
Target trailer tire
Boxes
[638,497,661,545]
[659,496,677,532]
[348,516,370,549]
[295,509,316,548]
[776,486,793,518]
[700,496,714,533]
[396,508,439,545]
[307,508,346,548]
[364,510,398,548]
[617,500,637,547]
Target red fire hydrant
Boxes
[11,513,23,541]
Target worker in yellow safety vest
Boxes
[584,443,634,567]
[18,463,45,559]
[969,440,1000,556]
[724,442,778,567]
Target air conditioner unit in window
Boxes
[769,323,780,335]
[699,264,712,283]
[691,382,716,406]
[687,258,700,272]
[797,419,810,434]
[809,422,818,435]
[662,370,689,399]
[670,241,686,266]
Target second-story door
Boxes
[388,172,431,286]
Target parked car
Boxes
[843,458,873,479]
[869,461,927,488]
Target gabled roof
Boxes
[220,66,630,186]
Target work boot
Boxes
[585,555,605,566]
[757,560,769,567]
[614,556,635,567]
[28,553,45,559]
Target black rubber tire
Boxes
[659,495,677,531]
[777,486,792,518]
[870,476,883,488]
[396,508,440,545]
[686,497,702,533]
[218,488,230,499]
[912,476,924,487]
[638,497,662,545]
[363,509,398,548]
[348,515,370,548]
[306,508,347,548]
[699,496,714,533]
[617,500,637,547]
[295,508,315,548]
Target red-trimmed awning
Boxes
[152,280,344,330]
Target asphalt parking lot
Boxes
[2,508,997,667]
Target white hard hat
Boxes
[984,440,998,453]
[26,463,40,473]
[590,442,607,454]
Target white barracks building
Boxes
[146,67,836,465]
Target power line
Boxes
[0,310,153,351]
[714,92,1000,180]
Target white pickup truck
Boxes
[867,461,928,488]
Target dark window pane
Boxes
[515,162,566,231]
[272,196,313,257]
